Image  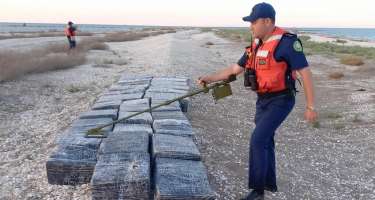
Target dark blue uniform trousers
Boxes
[67,36,76,49]
[248,94,295,191]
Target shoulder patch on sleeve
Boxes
[293,40,303,52]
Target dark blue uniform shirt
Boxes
[237,34,309,70]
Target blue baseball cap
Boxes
[242,2,276,23]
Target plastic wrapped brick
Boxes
[154,158,215,200]
[152,134,201,161]
[91,153,151,200]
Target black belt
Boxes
[257,89,294,99]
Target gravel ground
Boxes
[1,30,374,200]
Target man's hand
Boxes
[297,67,318,123]
[197,64,244,87]
[304,108,318,122]
[197,76,210,86]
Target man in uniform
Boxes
[197,2,318,200]
[64,21,77,49]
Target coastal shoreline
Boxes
[300,32,375,48]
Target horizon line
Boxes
[1,21,375,29]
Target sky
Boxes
[0,0,374,28]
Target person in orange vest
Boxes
[197,2,317,200]
[64,21,77,49]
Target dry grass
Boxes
[0,35,131,81]
[144,27,176,32]
[0,28,176,81]
[86,41,109,50]
[162,29,177,34]
[112,58,128,65]
[0,35,17,40]
[328,72,345,80]
[340,55,365,66]
[333,123,345,130]
[335,39,348,44]
[353,114,362,123]
[103,32,150,42]
[209,28,252,42]
[299,37,375,59]
[0,31,93,40]
[312,121,321,128]
[0,44,86,81]
[102,59,114,64]
[325,112,342,119]
[92,64,112,68]
[148,31,169,36]
[0,51,86,81]
[75,32,94,36]
[102,29,176,42]
[66,85,82,93]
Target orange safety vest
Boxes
[64,27,71,36]
[245,27,296,94]
[64,26,75,37]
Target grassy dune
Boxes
[202,27,252,42]
[203,28,375,64]
[298,35,375,60]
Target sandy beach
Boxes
[301,33,375,48]
[1,29,375,200]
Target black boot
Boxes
[265,186,277,193]
[240,189,264,200]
